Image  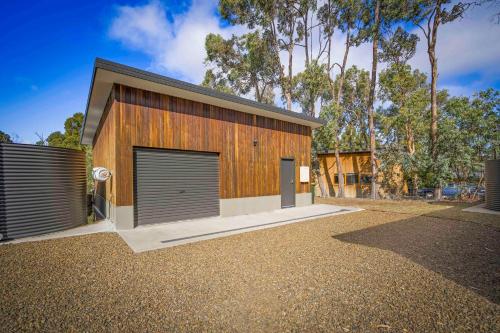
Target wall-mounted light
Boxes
[253,139,258,146]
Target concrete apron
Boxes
[462,203,500,215]
[118,204,363,253]
[1,219,115,245]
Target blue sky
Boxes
[1,0,499,143]
[0,0,189,143]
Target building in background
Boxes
[316,150,407,198]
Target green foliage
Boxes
[46,131,65,147]
[338,66,371,150]
[438,89,500,182]
[378,64,428,144]
[41,112,93,192]
[317,0,363,41]
[292,60,330,117]
[316,104,342,151]
[203,31,279,104]
[211,0,498,198]
[377,63,429,192]
[379,85,500,193]
[408,0,472,26]
[0,130,13,143]
[379,27,419,65]
[315,65,371,153]
[218,0,326,110]
[201,69,235,95]
[41,113,85,150]
[357,0,409,41]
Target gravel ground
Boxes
[316,198,500,228]
[1,199,499,332]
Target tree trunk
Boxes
[334,145,345,198]
[254,81,261,103]
[336,30,350,106]
[413,174,419,197]
[428,4,441,200]
[304,10,309,67]
[332,30,350,199]
[269,18,293,111]
[311,151,328,198]
[285,51,293,110]
[285,92,293,111]
[367,0,380,200]
[407,124,415,156]
[316,169,328,198]
[407,125,419,196]
[286,33,294,111]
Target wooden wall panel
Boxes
[317,153,372,198]
[95,84,312,206]
[92,92,117,204]
[317,152,407,198]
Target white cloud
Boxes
[109,0,498,99]
[109,0,245,83]
[409,3,500,93]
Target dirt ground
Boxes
[1,198,498,332]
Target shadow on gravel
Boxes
[333,207,500,304]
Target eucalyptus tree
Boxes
[357,0,406,199]
[377,26,424,194]
[315,0,364,197]
[378,64,429,195]
[0,130,13,144]
[379,26,419,65]
[292,60,330,117]
[440,89,500,182]
[408,0,472,199]
[219,0,310,110]
[296,0,319,67]
[38,112,94,191]
[315,102,343,197]
[202,70,236,95]
[203,31,279,104]
[339,66,370,150]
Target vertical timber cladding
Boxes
[134,148,220,225]
[113,84,312,207]
[92,93,117,216]
[0,143,87,240]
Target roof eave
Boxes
[81,58,325,145]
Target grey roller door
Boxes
[134,148,220,226]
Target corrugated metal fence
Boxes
[0,143,87,240]
[485,160,500,211]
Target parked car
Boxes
[463,185,485,199]
[417,188,434,199]
[442,185,461,199]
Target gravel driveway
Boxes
[1,199,499,332]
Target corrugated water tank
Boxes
[485,160,500,211]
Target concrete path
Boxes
[1,219,115,245]
[462,203,500,215]
[118,204,362,253]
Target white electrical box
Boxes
[300,166,310,183]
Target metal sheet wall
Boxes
[0,143,87,240]
[485,160,500,211]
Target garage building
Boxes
[81,59,323,229]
